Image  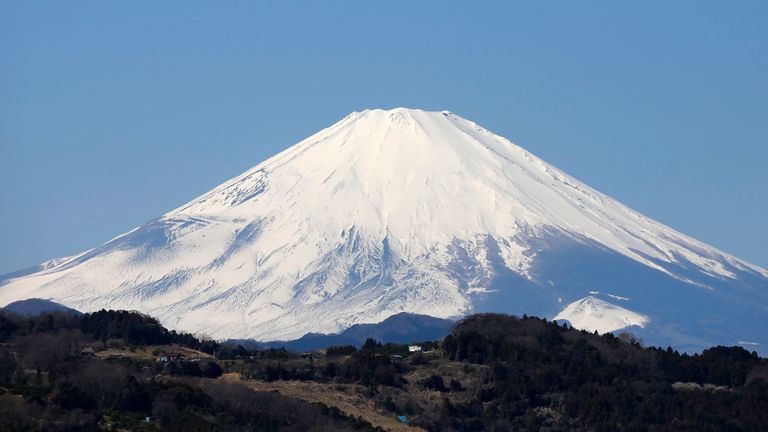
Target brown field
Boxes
[221,374,423,431]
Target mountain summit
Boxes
[2,108,766,351]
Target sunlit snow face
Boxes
[1,108,766,354]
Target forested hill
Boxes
[0,308,218,353]
[433,313,768,430]
[446,313,765,387]
[0,309,766,431]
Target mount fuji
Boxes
[2,108,766,352]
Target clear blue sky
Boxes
[1,1,766,274]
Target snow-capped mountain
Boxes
[2,108,766,352]
[553,296,648,334]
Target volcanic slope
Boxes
[2,108,766,352]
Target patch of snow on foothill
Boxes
[554,296,649,333]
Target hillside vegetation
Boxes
[0,310,766,431]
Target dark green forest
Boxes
[0,309,766,431]
[435,314,768,431]
[0,310,376,431]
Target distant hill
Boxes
[232,313,455,351]
[1,298,81,316]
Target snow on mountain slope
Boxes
[554,296,648,333]
[1,108,766,351]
